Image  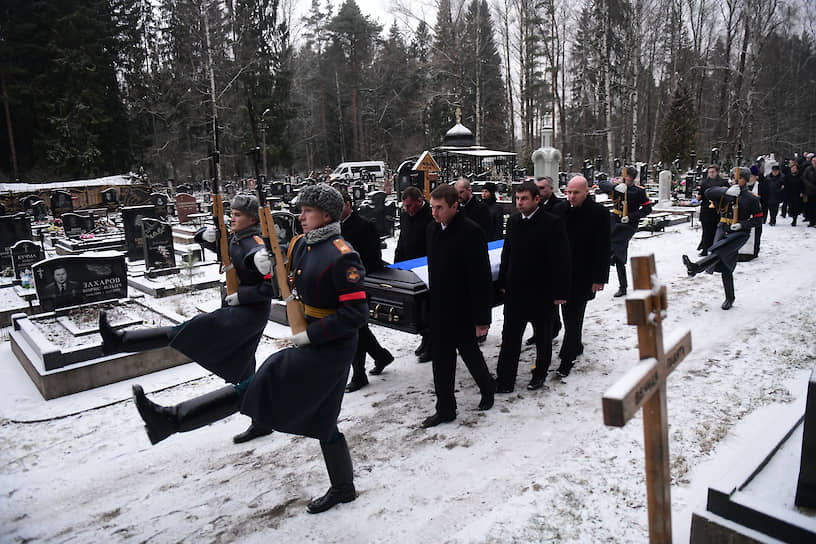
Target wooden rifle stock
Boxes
[210,152,239,295]
[248,147,307,334]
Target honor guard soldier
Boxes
[100,193,275,444]
[114,184,369,514]
[682,169,763,310]
[697,165,729,256]
[598,167,653,297]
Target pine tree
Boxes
[658,80,697,166]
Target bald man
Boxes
[551,176,611,377]
[454,177,492,238]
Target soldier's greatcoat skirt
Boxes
[241,231,368,441]
[706,226,749,274]
[170,226,271,384]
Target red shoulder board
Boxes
[333,239,352,254]
[253,236,264,245]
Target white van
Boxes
[328,161,387,183]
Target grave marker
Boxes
[50,190,73,217]
[121,186,150,206]
[101,187,119,211]
[175,193,198,223]
[602,254,692,544]
[0,212,33,267]
[141,218,176,271]
[11,240,44,280]
[121,205,158,260]
[150,192,169,219]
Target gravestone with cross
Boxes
[602,254,692,544]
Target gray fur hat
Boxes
[230,193,259,221]
[298,183,343,221]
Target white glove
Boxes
[726,185,740,197]
[614,183,628,194]
[202,226,217,243]
[253,249,273,275]
[290,331,310,347]
[225,293,240,306]
[621,216,630,224]
[729,222,743,231]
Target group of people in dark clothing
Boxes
[99,153,814,515]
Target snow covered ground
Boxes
[2,216,816,542]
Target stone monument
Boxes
[531,127,565,197]
[659,170,672,204]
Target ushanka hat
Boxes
[298,183,344,221]
[230,193,259,220]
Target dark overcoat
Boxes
[241,233,368,441]
[555,198,611,301]
[460,196,493,240]
[497,208,571,314]
[483,196,505,241]
[705,186,763,274]
[341,210,384,273]
[698,175,729,225]
[598,181,653,263]
[394,203,433,262]
[170,225,271,384]
[426,212,492,335]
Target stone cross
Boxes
[602,254,692,543]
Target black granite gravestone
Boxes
[101,187,119,211]
[60,212,85,237]
[50,190,73,217]
[141,218,176,271]
[175,193,197,223]
[796,366,816,507]
[150,193,169,219]
[30,200,47,221]
[351,185,365,202]
[121,205,158,260]
[0,212,33,267]
[33,254,128,312]
[10,240,44,280]
[271,181,284,196]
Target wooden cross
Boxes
[602,254,692,543]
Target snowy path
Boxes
[2,220,815,542]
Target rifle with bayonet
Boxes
[248,147,307,334]
[210,149,239,295]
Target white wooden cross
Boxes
[602,254,692,543]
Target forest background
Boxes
[1,0,814,183]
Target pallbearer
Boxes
[99,193,275,444]
[598,166,653,297]
[682,169,762,310]
[116,184,368,514]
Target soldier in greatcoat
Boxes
[598,167,653,297]
[682,169,763,310]
[99,193,274,444]
[111,185,369,514]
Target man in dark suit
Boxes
[41,265,83,309]
[455,177,492,238]
[525,175,566,346]
[421,183,496,427]
[340,192,394,392]
[552,176,611,377]
[495,181,571,392]
[394,185,434,361]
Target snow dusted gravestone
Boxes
[658,170,672,203]
[0,212,33,268]
[50,190,73,217]
[122,204,158,261]
[141,218,177,276]
[602,254,692,544]
[175,192,197,224]
[10,240,44,281]
[33,254,128,313]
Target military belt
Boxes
[302,304,337,319]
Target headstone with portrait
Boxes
[33,253,128,312]
[121,205,159,260]
[141,218,177,274]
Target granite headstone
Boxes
[0,212,33,267]
[141,218,176,271]
[10,240,44,280]
[101,187,119,211]
[50,190,73,217]
[33,253,128,312]
[175,193,198,223]
[121,205,158,260]
[150,192,169,220]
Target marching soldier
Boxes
[697,165,729,256]
[682,169,763,310]
[99,194,274,444]
[120,184,369,514]
[598,167,653,297]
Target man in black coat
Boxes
[421,183,496,427]
[340,192,394,392]
[785,161,805,226]
[395,185,435,361]
[552,176,611,377]
[763,164,785,226]
[481,181,504,241]
[455,177,492,238]
[495,182,571,392]
[697,165,729,256]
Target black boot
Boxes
[721,274,735,310]
[233,421,274,444]
[307,433,356,514]
[100,311,172,355]
[132,384,241,445]
[683,253,719,277]
[613,263,627,297]
[413,334,427,356]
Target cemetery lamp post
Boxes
[261,108,270,179]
